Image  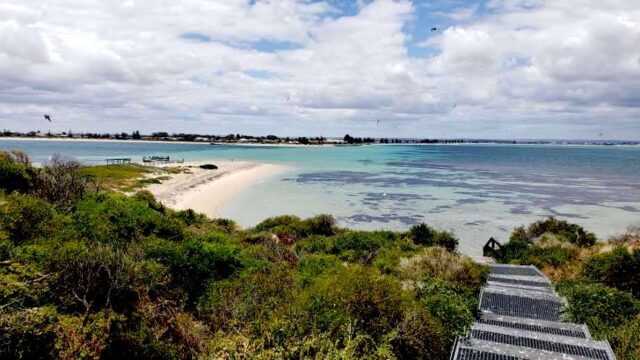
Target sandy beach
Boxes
[144,160,289,218]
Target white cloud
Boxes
[0,0,638,139]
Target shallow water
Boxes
[2,139,639,257]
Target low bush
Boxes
[304,214,336,236]
[0,193,63,245]
[0,151,31,194]
[582,246,640,297]
[517,245,579,268]
[73,194,183,245]
[527,217,597,247]
[557,282,640,337]
[0,306,59,359]
[399,247,488,292]
[409,223,459,251]
[409,223,437,246]
[419,278,477,336]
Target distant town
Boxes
[1,129,638,146]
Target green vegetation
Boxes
[492,218,640,359]
[0,150,487,359]
[77,163,178,192]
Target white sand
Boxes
[144,160,288,218]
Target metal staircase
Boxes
[450,264,616,360]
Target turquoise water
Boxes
[2,139,639,257]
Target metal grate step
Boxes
[490,265,544,277]
[489,275,551,288]
[452,338,604,360]
[469,323,615,360]
[480,290,563,321]
[479,313,590,338]
[456,347,523,360]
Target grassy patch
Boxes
[79,164,162,192]
[122,176,172,192]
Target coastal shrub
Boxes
[0,150,31,194]
[373,246,406,274]
[108,312,204,360]
[409,223,437,246]
[0,193,62,245]
[73,194,182,244]
[389,305,450,360]
[209,218,238,233]
[419,278,477,336]
[304,214,336,236]
[303,230,402,262]
[54,310,120,360]
[255,215,304,232]
[435,231,459,251]
[295,253,342,287]
[132,190,165,213]
[198,264,294,332]
[145,238,243,302]
[399,247,489,292]
[47,241,142,314]
[289,265,404,339]
[517,245,579,268]
[494,218,597,264]
[31,154,89,211]
[582,246,640,297]
[527,217,596,247]
[607,315,640,360]
[510,225,533,244]
[0,306,59,359]
[557,282,640,336]
[255,215,309,242]
[0,231,10,260]
[408,223,458,251]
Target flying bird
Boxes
[44,114,51,122]
[430,27,437,32]
[376,119,380,126]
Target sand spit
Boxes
[144,160,288,218]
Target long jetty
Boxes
[450,264,616,360]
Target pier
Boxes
[105,158,131,165]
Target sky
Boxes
[0,0,639,139]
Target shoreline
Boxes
[0,137,211,146]
[2,137,637,147]
[144,160,289,218]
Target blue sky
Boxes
[1,0,639,139]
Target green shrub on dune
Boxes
[557,282,640,337]
[0,150,486,359]
[582,246,640,297]
[0,193,63,245]
[0,151,31,194]
[409,223,459,251]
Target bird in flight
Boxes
[430,27,437,32]
[44,114,52,122]
[376,119,380,126]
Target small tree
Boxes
[31,154,89,211]
[409,223,437,246]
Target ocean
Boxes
[2,138,639,257]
